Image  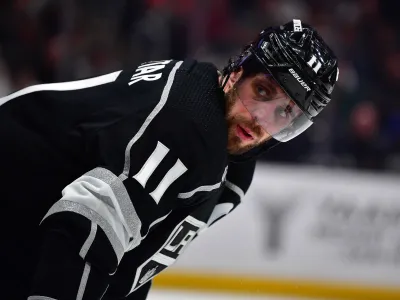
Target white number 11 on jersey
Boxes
[132,141,187,204]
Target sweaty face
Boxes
[225,72,273,155]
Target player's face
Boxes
[224,70,273,155]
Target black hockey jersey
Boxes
[0,59,256,300]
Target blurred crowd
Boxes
[0,0,399,172]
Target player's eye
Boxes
[257,86,267,97]
[255,85,272,101]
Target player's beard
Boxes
[225,89,265,155]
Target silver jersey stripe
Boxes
[76,263,91,300]
[85,167,141,247]
[100,284,110,299]
[42,200,124,262]
[177,182,222,199]
[79,222,97,259]
[28,297,58,300]
[0,71,121,107]
[119,61,184,179]
[225,180,245,200]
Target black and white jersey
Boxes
[0,59,256,300]
[106,160,255,300]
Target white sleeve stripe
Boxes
[85,167,141,248]
[186,215,207,229]
[76,263,91,300]
[177,182,222,199]
[0,71,122,107]
[139,210,172,243]
[79,222,97,259]
[28,297,58,300]
[148,210,172,231]
[225,180,245,200]
[152,252,176,266]
[41,200,124,263]
[119,60,184,179]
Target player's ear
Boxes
[224,67,243,92]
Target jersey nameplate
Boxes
[129,60,172,86]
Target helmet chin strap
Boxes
[219,70,231,90]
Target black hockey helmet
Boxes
[223,19,339,161]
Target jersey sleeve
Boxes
[207,160,256,227]
[30,61,214,300]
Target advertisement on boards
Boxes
[170,163,400,289]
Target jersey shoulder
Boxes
[158,59,229,193]
[118,59,227,140]
[167,59,225,129]
[166,59,228,155]
[121,58,229,167]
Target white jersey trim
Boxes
[79,222,97,259]
[119,60,184,179]
[225,180,245,200]
[85,168,142,249]
[207,203,234,226]
[28,297,58,300]
[42,199,124,263]
[139,211,172,243]
[177,182,222,199]
[76,263,91,300]
[42,167,142,259]
[59,173,131,251]
[0,71,121,107]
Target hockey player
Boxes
[0,19,338,299]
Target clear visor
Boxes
[235,74,313,142]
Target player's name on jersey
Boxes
[129,60,173,86]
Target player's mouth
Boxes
[236,125,254,141]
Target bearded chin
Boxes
[226,116,257,155]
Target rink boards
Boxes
[154,163,400,300]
